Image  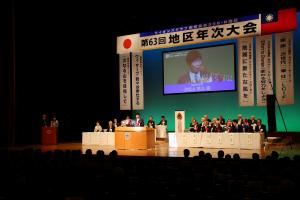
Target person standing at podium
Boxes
[41,114,48,127]
[50,116,59,128]
[134,113,144,127]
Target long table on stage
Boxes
[168,132,264,149]
[115,127,155,150]
[82,132,115,146]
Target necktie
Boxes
[195,73,200,82]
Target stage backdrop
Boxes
[136,12,300,132]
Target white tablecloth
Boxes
[82,132,115,146]
[156,125,167,138]
[168,132,263,149]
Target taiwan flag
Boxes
[261,8,297,35]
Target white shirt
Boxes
[94,125,102,132]
[189,71,212,83]
[189,71,201,83]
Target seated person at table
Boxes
[211,117,217,126]
[250,115,257,126]
[211,120,223,132]
[200,120,211,132]
[113,118,119,127]
[94,121,102,132]
[134,113,144,127]
[236,114,243,125]
[231,120,243,132]
[158,115,167,126]
[203,115,211,123]
[218,115,226,125]
[254,119,267,134]
[107,120,115,132]
[200,117,205,126]
[147,116,155,128]
[243,119,254,133]
[189,117,199,132]
[224,119,233,132]
[121,116,132,127]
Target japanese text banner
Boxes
[275,32,294,105]
[238,37,254,106]
[131,53,144,110]
[119,54,131,110]
[256,35,273,106]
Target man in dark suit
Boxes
[107,120,115,132]
[135,113,144,127]
[254,119,267,134]
[158,115,167,126]
[147,116,155,128]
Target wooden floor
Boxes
[7,140,300,159]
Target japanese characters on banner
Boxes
[140,17,260,51]
[131,53,144,110]
[256,35,273,106]
[175,111,185,133]
[119,54,131,110]
[238,37,254,106]
[275,32,294,105]
[117,16,261,53]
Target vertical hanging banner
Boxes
[256,35,273,106]
[119,54,131,110]
[238,37,254,106]
[131,53,144,110]
[175,110,185,133]
[275,32,294,105]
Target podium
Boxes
[115,127,155,150]
[41,127,57,145]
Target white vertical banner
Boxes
[175,110,185,133]
[238,37,254,106]
[275,32,294,105]
[256,35,273,106]
[131,52,144,110]
[119,53,131,110]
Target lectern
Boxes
[41,127,57,145]
[115,127,155,149]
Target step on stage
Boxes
[7,140,300,159]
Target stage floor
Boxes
[6,140,300,159]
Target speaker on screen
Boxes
[267,94,277,133]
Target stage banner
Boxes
[117,15,261,53]
[131,52,144,110]
[256,35,273,106]
[238,37,254,106]
[175,110,185,133]
[119,53,131,110]
[275,32,294,105]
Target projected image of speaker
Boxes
[267,94,277,133]
[163,43,236,95]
